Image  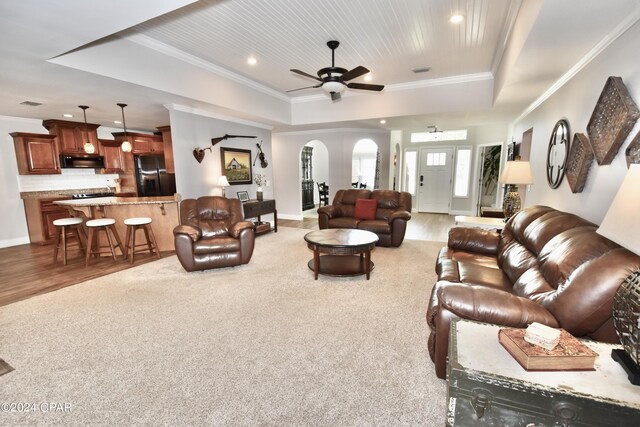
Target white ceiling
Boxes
[1,0,639,133]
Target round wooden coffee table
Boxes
[304,229,379,280]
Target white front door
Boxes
[417,147,454,213]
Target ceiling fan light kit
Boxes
[288,40,384,101]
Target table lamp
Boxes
[499,159,533,221]
[596,163,640,385]
[217,176,230,197]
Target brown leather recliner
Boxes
[173,196,255,272]
[317,189,412,247]
[426,205,640,379]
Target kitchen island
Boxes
[55,195,181,252]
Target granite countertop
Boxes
[20,188,137,199]
[54,195,181,207]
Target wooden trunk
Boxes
[446,319,640,427]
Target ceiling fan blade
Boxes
[330,91,341,101]
[347,82,385,91]
[290,69,322,81]
[286,85,322,93]
[340,66,370,82]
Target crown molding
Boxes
[273,127,388,136]
[514,7,640,124]
[164,104,274,130]
[125,33,290,103]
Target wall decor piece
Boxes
[546,119,570,189]
[236,191,250,202]
[626,131,640,166]
[587,76,640,165]
[565,133,594,193]
[220,147,252,185]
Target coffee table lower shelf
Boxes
[307,255,375,278]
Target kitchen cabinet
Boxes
[112,132,164,155]
[23,197,72,244]
[157,125,174,173]
[10,132,60,174]
[43,119,100,154]
[99,139,126,173]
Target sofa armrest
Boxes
[448,227,500,255]
[317,205,340,218]
[229,220,255,238]
[389,210,411,222]
[173,224,202,242]
[434,282,559,328]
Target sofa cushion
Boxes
[354,198,377,220]
[358,219,390,234]
[193,236,240,254]
[328,217,361,229]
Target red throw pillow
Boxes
[354,198,377,220]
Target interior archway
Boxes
[352,139,378,190]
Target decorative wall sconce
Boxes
[193,134,257,163]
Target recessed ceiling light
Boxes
[364,75,372,82]
[449,14,464,24]
[63,114,73,118]
[114,120,122,124]
[380,119,386,124]
[247,56,257,66]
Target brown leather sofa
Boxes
[173,196,255,272]
[317,189,412,247]
[427,205,640,379]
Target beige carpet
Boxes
[0,227,446,426]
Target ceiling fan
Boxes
[287,40,384,101]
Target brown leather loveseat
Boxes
[318,189,412,247]
[427,205,640,379]
[173,196,255,272]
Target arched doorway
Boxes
[300,140,329,212]
[352,139,378,189]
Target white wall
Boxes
[272,128,390,219]
[169,109,273,202]
[510,19,640,224]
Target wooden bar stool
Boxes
[85,218,124,266]
[123,217,161,264]
[53,217,85,265]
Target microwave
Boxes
[59,154,105,169]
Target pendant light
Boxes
[117,103,132,153]
[79,105,95,154]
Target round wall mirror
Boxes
[547,119,570,189]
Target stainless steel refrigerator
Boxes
[134,155,176,197]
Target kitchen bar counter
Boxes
[20,188,137,199]
[54,195,181,252]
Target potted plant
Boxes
[254,173,266,201]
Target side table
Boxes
[446,319,640,426]
[454,215,505,231]
[242,199,277,235]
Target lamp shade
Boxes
[597,164,640,255]
[322,81,345,93]
[217,176,230,187]
[499,160,533,185]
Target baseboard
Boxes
[0,236,30,248]
[279,214,303,220]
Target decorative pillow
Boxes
[354,198,377,220]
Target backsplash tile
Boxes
[18,169,120,192]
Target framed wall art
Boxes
[587,76,640,165]
[546,119,570,189]
[220,147,252,185]
[625,131,640,167]
[565,133,594,193]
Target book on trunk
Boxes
[498,327,597,371]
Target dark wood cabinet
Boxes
[301,146,315,210]
[157,125,174,173]
[112,132,164,155]
[42,119,99,154]
[99,139,126,173]
[23,197,72,244]
[10,132,60,174]
[242,199,277,234]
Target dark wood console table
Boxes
[242,199,277,235]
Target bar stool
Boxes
[123,217,161,264]
[85,218,125,266]
[52,217,85,265]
